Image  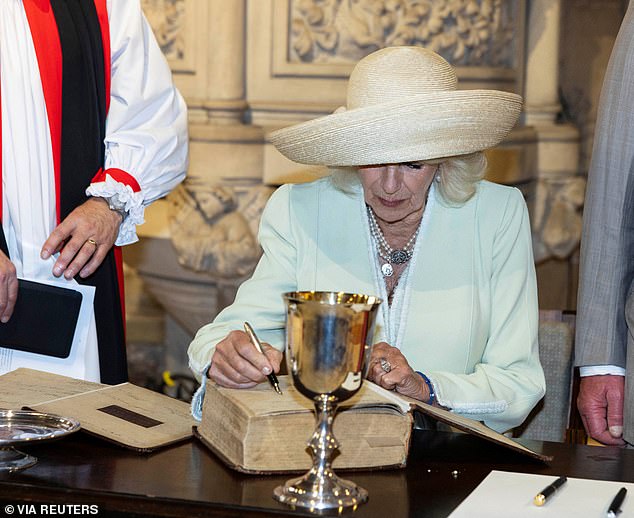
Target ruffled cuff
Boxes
[86,168,145,246]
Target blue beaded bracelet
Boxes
[415,371,436,405]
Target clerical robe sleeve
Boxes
[86,0,188,246]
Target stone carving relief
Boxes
[166,180,274,279]
[289,0,519,66]
[141,0,186,60]
[531,177,586,262]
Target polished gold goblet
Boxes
[274,291,382,512]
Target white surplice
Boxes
[0,0,188,381]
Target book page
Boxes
[398,393,552,462]
[361,381,412,413]
[450,471,634,517]
[217,376,407,417]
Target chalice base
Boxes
[0,447,37,473]
[273,468,368,511]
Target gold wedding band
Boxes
[87,238,98,247]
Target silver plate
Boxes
[0,410,80,445]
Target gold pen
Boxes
[534,476,567,506]
[243,322,283,395]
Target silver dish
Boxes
[0,410,80,473]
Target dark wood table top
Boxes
[0,429,631,517]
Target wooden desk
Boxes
[0,430,632,517]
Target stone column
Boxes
[204,0,248,124]
[524,0,579,180]
[524,0,562,124]
[187,0,264,184]
[524,0,582,309]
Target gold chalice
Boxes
[274,291,381,511]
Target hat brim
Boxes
[269,90,522,167]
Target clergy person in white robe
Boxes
[0,0,188,383]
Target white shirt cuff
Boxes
[579,365,626,377]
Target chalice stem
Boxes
[309,395,339,477]
[273,392,368,509]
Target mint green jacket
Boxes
[188,176,545,433]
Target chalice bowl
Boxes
[274,291,382,512]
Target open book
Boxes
[0,368,195,452]
[196,376,551,474]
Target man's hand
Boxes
[41,198,122,280]
[577,375,626,446]
[367,342,430,402]
[208,330,283,389]
[0,250,18,323]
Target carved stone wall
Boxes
[141,0,186,60]
[288,0,520,67]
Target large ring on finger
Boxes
[379,358,392,373]
[87,238,98,247]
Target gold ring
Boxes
[87,238,98,247]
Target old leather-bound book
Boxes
[195,376,414,474]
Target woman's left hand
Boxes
[367,342,430,402]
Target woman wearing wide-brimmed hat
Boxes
[188,46,545,433]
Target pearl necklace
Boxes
[367,205,420,277]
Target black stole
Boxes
[50,0,127,384]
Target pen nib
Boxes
[274,384,283,396]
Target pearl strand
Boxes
[367,205,420,277]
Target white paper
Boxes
[449,470,634,518]
[0,277,97,381]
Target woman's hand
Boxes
[41,197,122,280]
[367,342,430,402]
[208,330,283,389]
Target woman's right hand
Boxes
[207,330,283,389]
[0,250,18,323]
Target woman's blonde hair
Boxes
[328,152,487,205]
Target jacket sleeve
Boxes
[429,189,546,432]
[575,2,634,369]
[86,0,188,246]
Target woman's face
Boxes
[359,162,438,223]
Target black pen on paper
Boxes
[533,476,567,506]
[607,487,627,518]
[243,322,283,396]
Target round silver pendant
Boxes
[381,263,394,277]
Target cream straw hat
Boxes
[269,46,523,167]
